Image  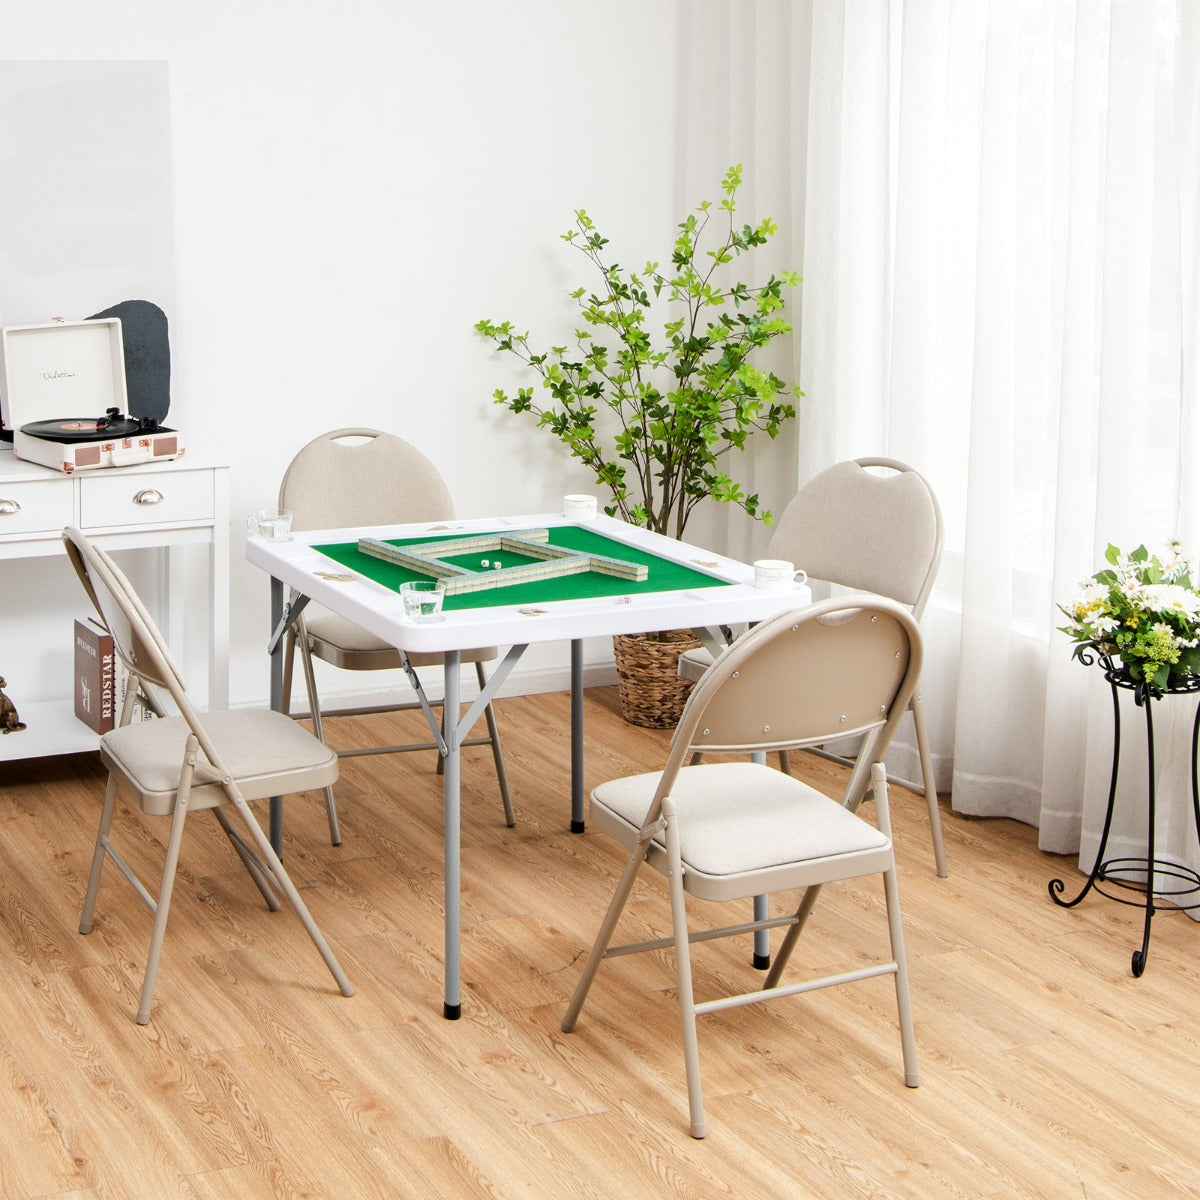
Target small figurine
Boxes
[0,677,27,733]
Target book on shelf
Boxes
[73,618,116,733]
[73,619,152,732]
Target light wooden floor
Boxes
[1,686,1199,1199]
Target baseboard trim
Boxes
[247,659,619,713]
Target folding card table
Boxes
[247,513,812,1019]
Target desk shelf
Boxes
[0,700,100,761]
[0,447,229,763]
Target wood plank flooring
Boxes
[0,686,1198,1199]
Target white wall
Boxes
[4,1,696,707]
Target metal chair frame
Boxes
[567,597,923,1137]
[64,526,354,1024]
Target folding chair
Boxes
[565,597,923,1137]
[63,526,354,1024]
[278,428,513,845]
[680,457,947,876]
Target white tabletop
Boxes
[246,512,812,652]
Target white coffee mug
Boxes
[753,558,807,592]
[563,494,598,519]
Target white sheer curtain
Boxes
[683,0,1200,881]
[671,0,811,565]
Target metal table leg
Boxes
[442,651,462,1019]
[571,638,585,833]
[269,576,285,855]
[265,578,311,858]
[751,749,770,968]
[414,643,525,1019]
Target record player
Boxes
[0,314,181,473]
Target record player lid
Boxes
[87,300,170,425]
[1,318,128,435]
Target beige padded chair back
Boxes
[766,458,942,615]
[670,596,922,809]
[64,529,184,701]
[683,600,919,755]
[279,427,454,531]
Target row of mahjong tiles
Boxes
[311,525,728,611]
[360,528,649,595]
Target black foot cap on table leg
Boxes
[571,820,586,834]
[752,953,771,971]
[1131,950,1147,977]
[443,1002,462,1020]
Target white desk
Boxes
[0,447,230,760]
[247,513,811,1019]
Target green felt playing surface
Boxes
[313,526,728,610]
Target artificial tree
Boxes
[476,164,800,541]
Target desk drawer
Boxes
[80,469,214,528]
[0,477,74,534]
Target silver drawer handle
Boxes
[0,498,21,516]
[133,488,164,505]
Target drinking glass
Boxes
[400,579,446,622]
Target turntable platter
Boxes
[21,408,170,444]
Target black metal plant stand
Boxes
[1048,644,1200,976]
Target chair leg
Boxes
[296,619,341,847]
[563,840,649,1033]
[765,751,880,985]
[763,883,823,989]
[476,661,515,827]
[136,738,201,1024]
[211,807,280,912]
[222,783,354,1001]
[910,693,948,877]
[79,774,119,935]
[137,795,189,1024]
[871,764,920,1086]
[884,859,920,1087]
[663,797,706,1139]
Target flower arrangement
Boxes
[1059,541,1200,691]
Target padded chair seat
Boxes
[591,761,889,898]
[677,645,712,684]
[305,611,499,670]
[102,709,338,815]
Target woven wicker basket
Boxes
[612,628,703,729]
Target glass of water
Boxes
[247,507,293,540]
[259,508,293,540]
[400,579,446,622]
